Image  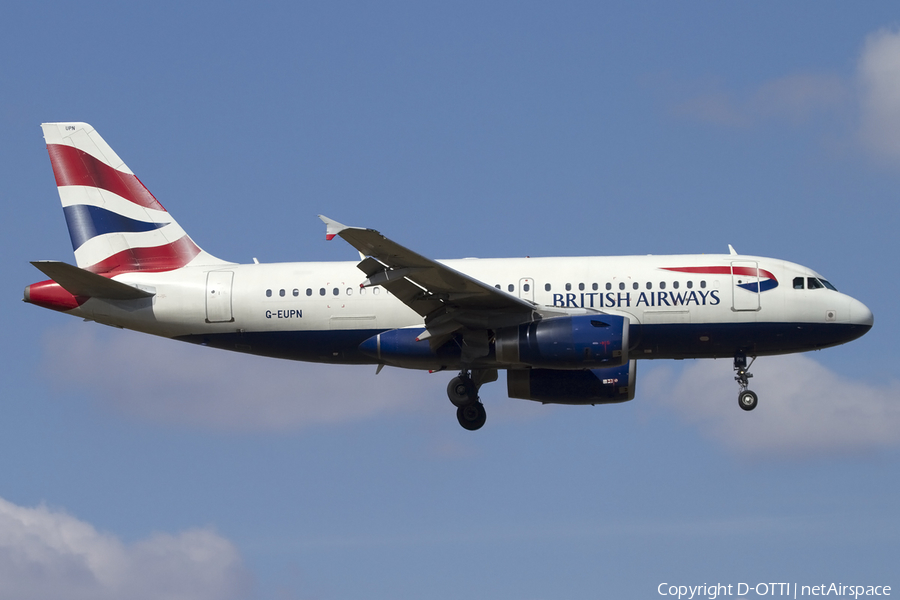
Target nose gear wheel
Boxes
[734,353,758,411]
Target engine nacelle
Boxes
[507,360,637,405]
[358,327,460,369]
[495,314,629,369]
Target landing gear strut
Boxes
[734,353,758,411]
[447,370,488,430]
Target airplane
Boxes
[24,122,874,431]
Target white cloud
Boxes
[669,26,900,166]
[42,325,898,454]
[0,497,249,600]
[42,323,449,432]
[858,27,900,163]
[753,73,849,123]
[643,354,900,456]
[672,73,848,128]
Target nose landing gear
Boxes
[734,353,758,411]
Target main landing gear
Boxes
[734,353,758,411]
[447,370,488,431]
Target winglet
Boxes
[318,215,350,241]
[728,244,738,256]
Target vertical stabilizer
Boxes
[41,122,227,274]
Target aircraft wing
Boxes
[319,216,537,344]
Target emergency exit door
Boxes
[518,278,534,302]
[206,271,234,323]
[731,261,760,312]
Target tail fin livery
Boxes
[41,122,225,274]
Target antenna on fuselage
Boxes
[728,244,738,256]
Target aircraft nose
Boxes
[849,297,874,329]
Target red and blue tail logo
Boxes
[42,123,216,275]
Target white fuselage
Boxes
[65,252,873,367]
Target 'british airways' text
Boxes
[552,290,721,309]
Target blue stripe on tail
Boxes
[63,205,168,250]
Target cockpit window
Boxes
[795,276,838,291]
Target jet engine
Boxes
[358,327,460,369]
[495,314,629,369]
[507,361,636,405]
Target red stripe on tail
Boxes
[47,144,166,211]
[85,235,201,275]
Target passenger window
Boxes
[807,277,823,290]
[545,283,551,292]
[646,282,652,289]
[293,289,299,297]
[373,287,380,295]
[592,283,598,291]
[508,284,514,292]
[606,283,612,291]
[523,283,530,292]
[279,289,285,297]
[619,282,625,290]
[266,289,272,298]
[793,277,804,289]
[306,288,312,296]
[346,288,352,295]
[495,284,500,289]
[673,281,679,289]
[700,281,706,289]
[566,283,572,291]
[633,282,638,290]
[687,281,693,289]
[578,283,585,291]
[660,282,666,290]
[333,287,339,296]
[319,288,326,296]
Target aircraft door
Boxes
[519,278,534,302]
[731,261,760,311]
[206,271,235,323]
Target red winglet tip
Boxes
[325,234,336,241]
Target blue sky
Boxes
[1,2,899,599]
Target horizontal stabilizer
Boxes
[30,261,154,300]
